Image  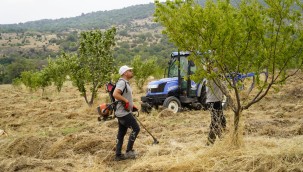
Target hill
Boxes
[1,0,246,33]
[0,71,302,171]
[0,0,267,84]
[0,3,176,84]
[0,4,156,32]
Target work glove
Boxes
[124,101,130,111]
[133,105,138,112]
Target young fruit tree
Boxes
[15,53,70,94]
[16,69,51,96]
[155,0,303,146]
[44,54,70,92]
[68,28,116,106]
[131,55,157,92]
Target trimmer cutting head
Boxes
[153,139,159,145]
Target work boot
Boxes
[125,150,137,159]
[206,138,214,146]
[115,154,127,161]
[205,141,212,146]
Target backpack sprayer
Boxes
[96,82,122,121]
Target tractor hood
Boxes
[148,77,178,87]
[146,77,179,95]
[146,77,197,96]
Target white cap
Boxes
[119,65,133,75]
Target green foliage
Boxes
[19,71,38,91]
[63,53,87,97]
[131,55,157,92]
[14,55,68,94]
[9,28,116,103]
[68,28,117,106]
[66,31,78,42]
[18,70,51,92]
[113,35,175,67]
[44,55,70,92]
[155,0,303,143]
[59,31,79,52]
[12,77,22,87]
[0,4,179,85]
[39,69,52,91]
[153,66,165,79]
[1,58,40,84]
[155,0,303,100]
[111,73,121,83]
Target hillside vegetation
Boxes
[0,3,176,84]
[0,4,156,32]
[1,0,275,84]
[0,72,302,171]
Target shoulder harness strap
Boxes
[118,79,128,95]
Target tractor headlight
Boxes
[148,84,158,89]
[147,84,158,93]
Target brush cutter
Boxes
[132,111,159,145]
[97,101,119,121]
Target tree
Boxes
[38,69,52,96]
[14,54,68,95]
[0,64,6,84]
[68,28,116,106]
[44,54,70,92]
[5,59,36,84]
[131,55,157,92]
[155,0,303,146]
[17,69,51,95]
[18,71,40,91]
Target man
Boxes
[113,65,140,161]
[205,78,227,145]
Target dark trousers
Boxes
[208,101,226,144]
[116,113,140,156]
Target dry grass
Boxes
[0,73,303,171]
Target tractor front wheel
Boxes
[163,96,181,113]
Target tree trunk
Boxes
[231,110,242,147]
[41,88,45,98]
[88,91,96,107]
[83,91,89,106]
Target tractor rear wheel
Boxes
[163,96,181,113]
[222,95,229,109]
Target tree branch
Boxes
[242,69,269,110]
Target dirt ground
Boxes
[0,72,302,172]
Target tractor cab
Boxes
[167,51,197,97]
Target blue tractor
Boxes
[141,51,257,113]
[141,51,210,113]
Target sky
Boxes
[0,0,161,24]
